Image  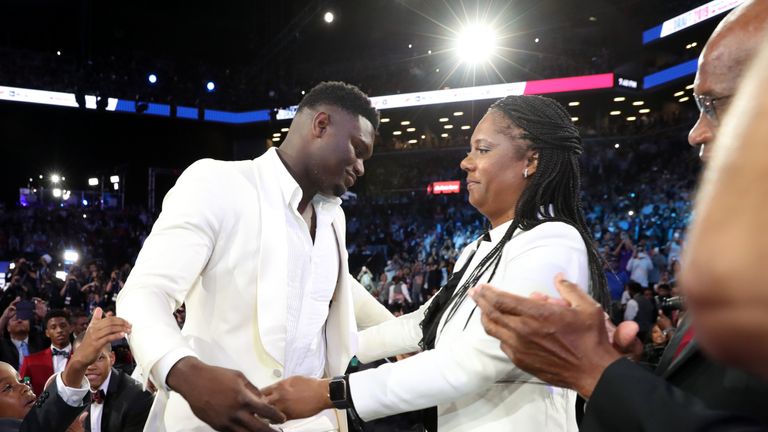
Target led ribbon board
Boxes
[643,0,746,44]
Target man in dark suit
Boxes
[19,310,73,395]
[0,307,132,432]
[470,4,768,430]
[79,342,153,431]
[0,312,46,371]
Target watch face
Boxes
[329,378,346,402]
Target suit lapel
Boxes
[253,152,289,367]
[325,219,355,377]
[102,369,121,430]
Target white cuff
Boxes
[55,373,90,407]
[151,348,199,391]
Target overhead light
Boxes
[148,73,158,84]
[686,84,694,90]
[453,111,464,116]
[400,120,410,125]
[113,183,119,190]
[610,111,621,116]
[380,118,390,123]
[206,81,216,92]
[589,16,598,21]
[571,117,579,122]
[568,102,580,107]
[56,51,61,56]
[28,178,32,182]
[50,174,61,183]
[63,250,79,263]
[691,42,697,47]
[679,96,690,102]
[88,178,98,186]
[435,68,440,72]
[534,38,540,43]
[421,135,426,139]
[439,118,449,122]
[613,97,626,102]
[408,43,412,49]
[428,50,432,54]
[393,131,402,135]
[408,139,417,144]
[55,271,67,281]
[323,11,334,23]
[614,143,620,149]
[460,125,471,130]
[674,91,684,97]
[632,101,644,106]
[639,108,650,114]
[441,133,449,138]
[52,188,62,198]
[444,125,454,129]
[455,24,497,64]
[281,127,290,132]
[628,210,635,216]
[406,127,416,132]
[38,175,43,179]
[272,132,281,137]
[110,175,120,183]
[626,116,637,121]
[272,137,280,142]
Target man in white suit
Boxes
[117,81,393,432]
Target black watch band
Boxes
[329,375,352,410]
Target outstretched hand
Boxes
[262,376,332,422]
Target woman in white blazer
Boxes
[264,95,610,432]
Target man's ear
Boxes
[312,111,331,139]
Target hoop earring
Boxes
[523,168,529,179]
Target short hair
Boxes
[297,81,380,131]
[70,309,88,320]
[44,309,71,327]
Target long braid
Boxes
[419,95,609,351]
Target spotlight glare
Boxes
[52,188,62,198]
[455,24,497,64]
[406,127,416,132]
[323,11,334,23]
[441,133,449,138]
[439,118,449,122]
[50,174,61,184]
[110,175,120,183]
[610,111,621,116]
[63,249,79,263]
[614,143,620,149]
[613,97,626,102]
[88,178,98,186]
[206,81,216,92]
[380,118,390,123]
[393,131,402,136]
[148,73,158,84]
[679,96,690,102]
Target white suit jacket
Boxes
[117,149,392,431]
[350,221,588,432]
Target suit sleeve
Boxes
[116,159,228,390]
[349,225,588,421]
[583,358,767,431]
[21,375,88,432]
[123,385,155,432]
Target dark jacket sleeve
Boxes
[581,358,766,432]
[121,382,154,431]
[20,379,87,432]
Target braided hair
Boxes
[419,95,609,351]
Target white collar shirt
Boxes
[89,370,112,432]
[51,344,71,374]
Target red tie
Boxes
[91,389,106,404]
[673,327,695,360]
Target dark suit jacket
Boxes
[582,317,768,431]
[18,348,61,396]
[0,378,87,432]
[84,368,153,432]
[0,332,46,371]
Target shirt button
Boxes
[272,369,282,378]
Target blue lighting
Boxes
[643,59,698,89]
[206,81,216,92]
[148,73,158,84]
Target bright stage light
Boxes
[88,178,98,186]
[455,24,497,64]
[206,81,216,92]
[148,73,158,84]
[324,12,334,23]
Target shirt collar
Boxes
[51,344,71,353]
[95,370,112,393]
[11,337,28,347]
[486,220,514,244]
[266,147,342,212]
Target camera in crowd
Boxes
[657,295,685,315]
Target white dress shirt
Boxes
[89,371,112,432]
[51,344,71,374]
[54,373,91,407]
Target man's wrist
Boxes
[166,356,203,395]
[320,379,334,410]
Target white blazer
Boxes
[117,149,392,432]
[350,221,588,432]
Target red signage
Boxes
[427,180,461,195]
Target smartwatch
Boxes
[328,375,352,410]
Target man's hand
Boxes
[63,307,131,387]
[65,411,88,432]
[0,297,21,321]
[470,274,622,398]
[166,357,285,431]
[262,376,333,421]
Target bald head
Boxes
[689,0,768,161]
